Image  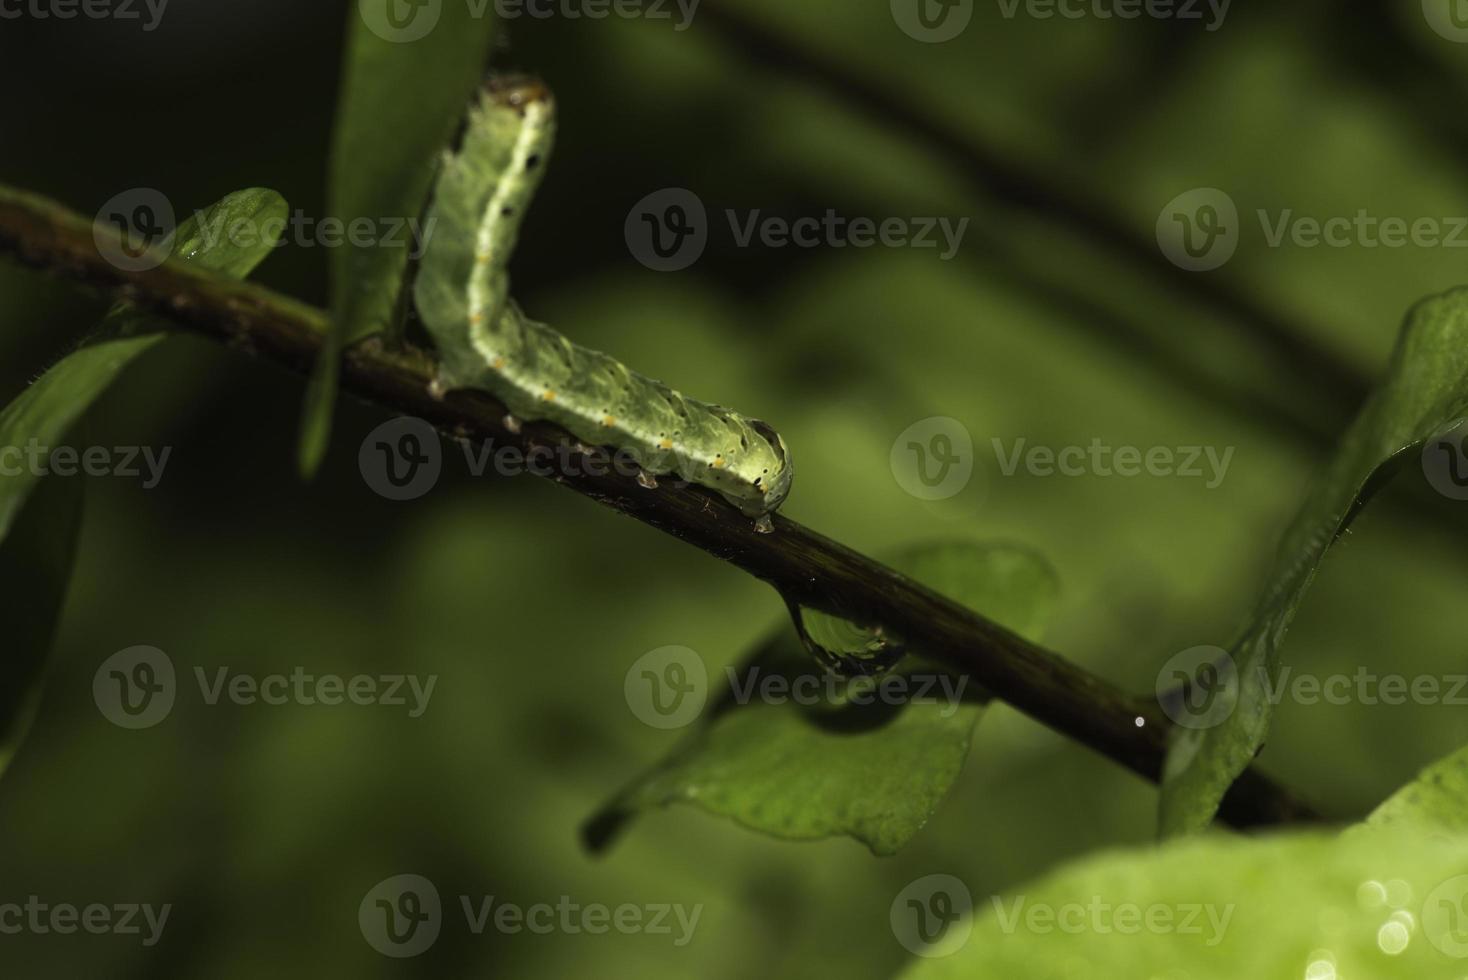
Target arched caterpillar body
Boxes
[414,75,793,522]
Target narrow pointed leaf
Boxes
[0,474,81,775]
[1162,288,1468,835]
[300,3,498,476]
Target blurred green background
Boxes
[3,0,1468,975]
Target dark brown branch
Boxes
[0,187,1321,830]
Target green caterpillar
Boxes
[414,75,793,527]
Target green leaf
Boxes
[585,542,1059,856]
[299,4,499,477]
[0,474,81,775]
[0,187,286,774]
[0,336,158,542]
[1161,287,1468,836]
[170,188,293,279]
[1365,745,1468,836]
[0,188,288,541]
[898,829,1468,977]
[902,747,1468,976]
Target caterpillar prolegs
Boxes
[414,75,794,523]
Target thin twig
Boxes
[0,187,1321,830]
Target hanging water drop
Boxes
[788,602,906,677]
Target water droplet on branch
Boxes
[787,600,906,677]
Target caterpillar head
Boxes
[753,420,794,510]
[483,73,554,114]
[727,419,793,519]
